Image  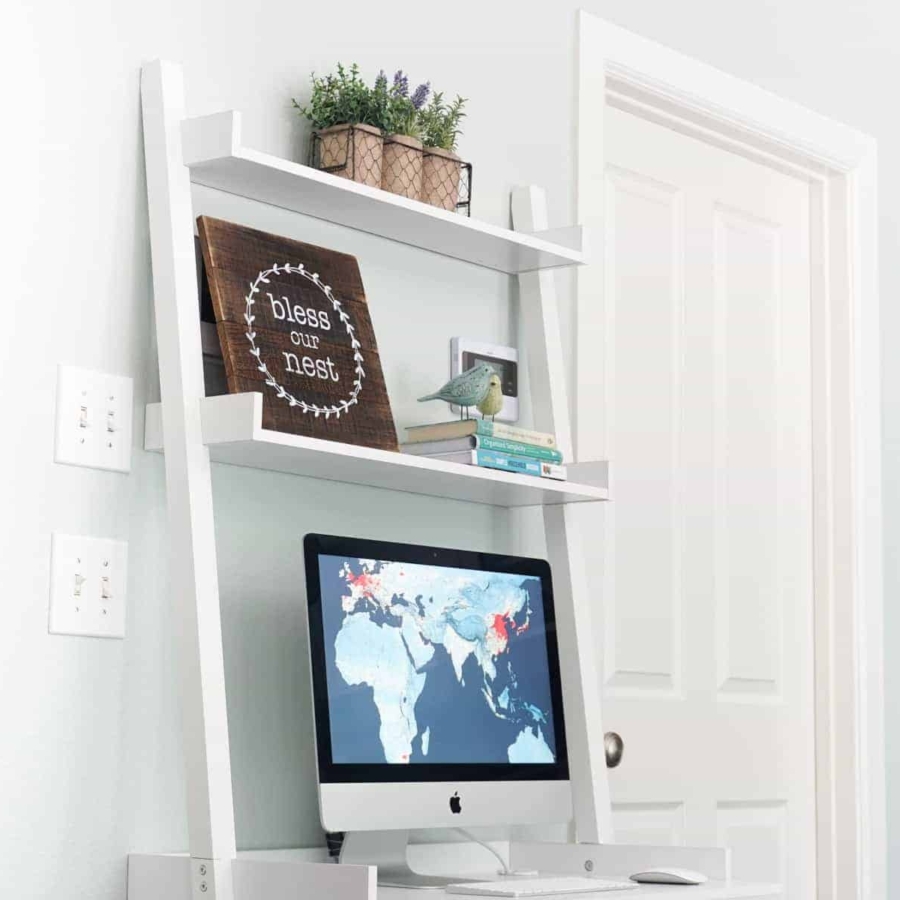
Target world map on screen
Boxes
[318,554,559,766]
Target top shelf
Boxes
[181,112,586,274]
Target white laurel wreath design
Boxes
[244,263,364,419]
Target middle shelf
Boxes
[144,393,609,508]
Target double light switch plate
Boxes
[54,365,133,473]
[49,533,128,639]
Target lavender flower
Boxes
[392,70,409,98]
[374,70,387,92]
[411,81,431,110]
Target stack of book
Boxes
[401,419,565,481]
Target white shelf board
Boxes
[144,393,608,508]
[180,111,586,274]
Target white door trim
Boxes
[575,13,884,900]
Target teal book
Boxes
[401,435,563,463]
[476,435,563,463]
[418,448,567,481]
[474,449,566,480]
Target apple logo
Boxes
[449,792,462,815]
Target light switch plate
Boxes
[54,365,133,473]
[49,533,128,639]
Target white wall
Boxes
[0,1,896,898]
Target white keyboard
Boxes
[445,876,639,897]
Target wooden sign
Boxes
[198,217,398,451]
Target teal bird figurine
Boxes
[418,363,501,420]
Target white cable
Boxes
[454,828,512,876]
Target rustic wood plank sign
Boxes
[198,216,398,451]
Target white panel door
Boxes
[598,106,815,898]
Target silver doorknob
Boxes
[604,732,624,768]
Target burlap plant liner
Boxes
[422,146,463,211]
[381,134,424,200]
[315,123,383,188]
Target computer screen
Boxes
[305,534,569,785]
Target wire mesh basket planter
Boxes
[382,134,424,200]
[308,123,384,188]
[308,126,471,216]
[422,148,472,215]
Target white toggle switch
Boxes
[54,365,133,473]
[49,534,128,639]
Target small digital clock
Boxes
[450,338,519,422]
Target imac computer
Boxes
[303,533,572,889]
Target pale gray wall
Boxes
[0,1,896,898]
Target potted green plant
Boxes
[294,63,384,188]
[419,92,467,210]
[380,71,430,200]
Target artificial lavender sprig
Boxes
[411,82,431,110]
[392,70,409,98]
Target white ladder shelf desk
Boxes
[136,58,773,900]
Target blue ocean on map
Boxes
[319,554,559,766]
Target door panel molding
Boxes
[602,166,684,701]
[577,13,884,900]
[712,206,785,706]
[613,801,687,847]
[716,800,788,887]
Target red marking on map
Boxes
[486,613,513,656]
[345,569,381,597]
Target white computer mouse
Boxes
[630,867,709,885]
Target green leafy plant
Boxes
[418,92,467,152]
[293,63,380,130]
[293,65,462,146]
[369,70,392,133]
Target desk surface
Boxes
[379,880,780,899]
[127,849,782,900]
[237,847,781,900]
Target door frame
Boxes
[575,13,885,900]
